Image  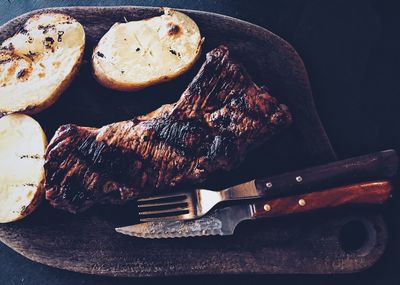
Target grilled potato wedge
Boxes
[92,8,202,92]
[0,114,47,223]
[0,13,85,115]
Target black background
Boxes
[1,0,400,284]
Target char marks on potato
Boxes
[92,8,202,92]
[0,13,85,115]
[0,114,47,223]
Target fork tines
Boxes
[137,193,192,222]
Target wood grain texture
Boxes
[0,6,387,277]
[253,181,392,218]
[254,149,398,199]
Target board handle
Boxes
[251,180,393,219]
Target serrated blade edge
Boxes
[115,226,224,239]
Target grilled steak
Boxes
[45,45,292,213]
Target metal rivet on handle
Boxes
[264,204,271,212]
[266,182,272,188]
[296,176,303,182]
[298,199,306,206]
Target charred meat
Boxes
[44,45,292,213]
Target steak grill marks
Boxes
[44,45,292,213]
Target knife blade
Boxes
[116,180,393,239]
[116,204,252,238]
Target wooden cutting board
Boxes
[0,6,387,277]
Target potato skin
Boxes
[19,179,45,220]
[92,8,203,92]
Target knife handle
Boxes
[251,180,392,219]
[253,149,398,199]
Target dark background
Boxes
[1,0,400,284]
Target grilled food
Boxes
[0,13,85,115]
[92,8,202,92]
[0,114,47,223]
[45,46,292,213]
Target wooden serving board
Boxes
[0,6,388,277]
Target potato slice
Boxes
[0,13,85,115]
[92,8,202,92]
[0,114,47,223]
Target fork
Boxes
[137,149,398,222]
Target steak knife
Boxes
[116,180,393,238]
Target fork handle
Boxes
[222,150,397,201]
[251,180,392,219]
[224,149,397,201]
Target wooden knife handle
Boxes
[251,180,393,219]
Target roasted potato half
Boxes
[92,8,203,92]
[0,114,47,223]
[0,13,85,115]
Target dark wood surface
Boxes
[0,5,368,276]
[1,1,400,285]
